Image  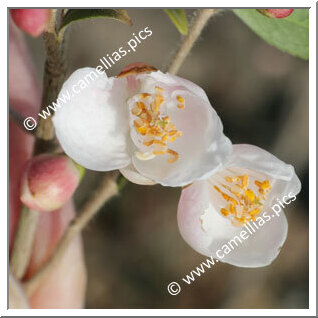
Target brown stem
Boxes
[167,9,218,75]
[10,9,67,280]
[23,175,118,296]
[34,10,67,151]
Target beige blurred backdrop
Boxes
[26,9,309,309]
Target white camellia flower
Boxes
[53,66,232,187]
[178,144,301,267]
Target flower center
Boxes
[130,86,184,163]
[213,173,271,227]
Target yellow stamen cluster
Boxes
[176,95,185,109]
[213,174,271,227]
[132,86,184,163]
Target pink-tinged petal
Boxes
[9,18,41,251]
[178,180,289,267]
[178,180,228,256]
[177,144,301,267]
[25,201,87,308]
[10,9,51,37]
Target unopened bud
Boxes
[20,154,84,212]
[257,9,294,19]
[10,9,51,37]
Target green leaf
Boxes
[233,9,309,60]
[59,9,132,33]
[164,9,188,35]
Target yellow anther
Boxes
[143,139,154,147]
[250,208,260,216]
[241,174,249,188]
[213,174,271,227]
[214,186,238,206]
[167,149,179,163]
[153,140,166,147]
[229,204,236,214]
[245,189,256,203]
[221,208,229,216]
[139,93,151,99]
[225,176,234,183]
[176,95,184,103]
[137,126,147,135]
[153,150,166,156]
[177,104,184,109]
[168,130,178,136]
[255,180,271,194]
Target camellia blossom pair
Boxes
[53,65,301,267]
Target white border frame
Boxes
[3,1,316,316]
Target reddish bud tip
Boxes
[10,9,51,37]
[20,154,83,212]
[257,9,294,19]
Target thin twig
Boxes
[9,208,39,279]
[167,9,218,75]
[23,175,118,296]
[10,9,67,280]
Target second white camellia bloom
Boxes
[178,144,301,267]
[53,66,232,187]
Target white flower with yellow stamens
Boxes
[53,66,232,187]
[177,144,301,267]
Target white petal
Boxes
[214,207,288,267]
[119,163,156,185]
[53,68,131,171]
[228,144,301,205]
[178,180,233,256]
[138,71,211,104]
[229,144,298,181]
[130,72,232,187]
[178,180,289,267]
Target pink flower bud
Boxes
[257,9,294,19]
[20,154,84,212]
[10,9,51,37]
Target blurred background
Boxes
[25,9,309,309]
